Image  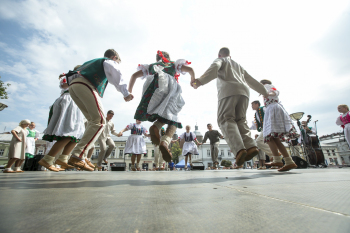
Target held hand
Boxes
[191,79,202,89]
[117,132,123,137]
[124,93,134,102]
[171,140,176,143]
[17,138,22,142]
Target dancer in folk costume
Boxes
[96,110,118,171]
[153,127,166,170]
[39,69,86,172]
[25,122,40,159]
[260,79,298,171]
[192,47,268,167]
[3,120,30,173]
[249,100,282,168]
[336,104,350,148]
[172,125,202,170]
[65,49,134,171]
[118,120,150,171]
[128,51,195,162]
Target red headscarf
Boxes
[157,50,170,63]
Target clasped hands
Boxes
[124,93,134,102]
[190,79,202,89]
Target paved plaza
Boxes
[0,168,349,233]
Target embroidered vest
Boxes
[149,61,176,77]
[131,124,144,135]
[340,113,350,125]
[66,58,111,97]
[184,132,194,142]
[27,128,36,138]
[254,106,265,132]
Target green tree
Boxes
[170,141,182,164]
[0,76,11,99]
[221,160,232,167]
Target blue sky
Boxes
[0,0,349,137]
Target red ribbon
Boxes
[157,50,170,63]
[174,73,180,82]
[271,88,277,91]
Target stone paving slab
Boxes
[0,169,349,233]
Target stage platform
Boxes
[0,168,349,233]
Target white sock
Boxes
[160,135,171,145]
[284,157,295,165]
[42,155,55,165]
[5,168,12,171]
[58,155,69,163]
[273,156,282,163]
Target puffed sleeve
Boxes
[59,76,68,89]
[179,132,185,139]
[175,59,191,75]
[125,123,134,131]
[103,60,130,97]
[266,84,279,97]
[142,126,148,134]
[192,132,197,140]
[336,116,343,126]
[35,130,40,139]
[12,126,22,133]
[137,64,150,80]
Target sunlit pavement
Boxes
[1,168,349,233]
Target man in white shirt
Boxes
[67,49,134,171]
[97,110,118,170]
[192,47,268,167]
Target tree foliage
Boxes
[170,141,182,164]
[221,160,232,167]
[0,76,11,99]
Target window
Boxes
[38,150,44,155]
[119,150,124,157]
[111,150,115,158]
[0,149,4,156]
[152,150,154,157]
[228,150,232,157]
[221,150,224,156]
[95,149,100,156]
[144,150,148,157]
[207,150,211,157]
[332,150,336,156]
